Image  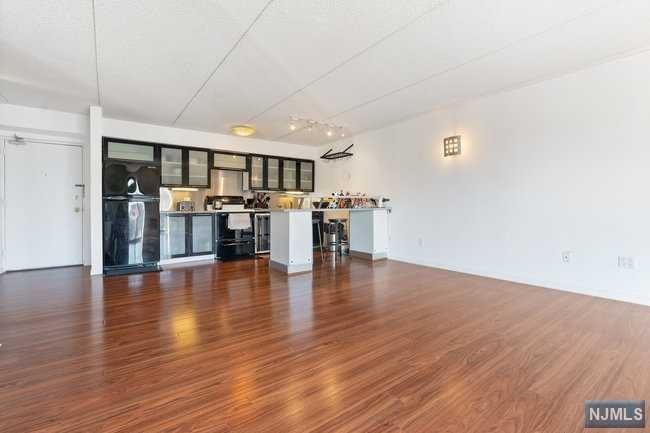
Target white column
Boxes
[349,209,389,260]
[270,211,313,274]
[0,140,5,274]
[89,106,103,275]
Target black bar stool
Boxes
[312,218,324,261]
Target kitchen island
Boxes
[269,208,390,274]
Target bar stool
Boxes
[336,218,349,256]
[312,218,324,261]
[324,221,339,253]
[328,218,349,256]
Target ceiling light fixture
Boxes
[230,125,256,137]
[287,116,346,139]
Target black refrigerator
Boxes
[103,157,161,275]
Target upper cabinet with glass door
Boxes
[282,159,297,191]
[187,150,209,187]
[161,147,183,186]
[249,155,265,190]
[299,160,314,192]
[105,139,156,162]
[266,157,281,190]
[160,146,210,188]
[213,152,247,171]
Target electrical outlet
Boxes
[618,256,635,270]
[562,251,571,263]
[417,238,424,248]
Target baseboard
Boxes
[269,260,312,275]
[388,255,650,308]
[159,255,214,266]
[350,250,388,261]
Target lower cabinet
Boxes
[160,213,214,260]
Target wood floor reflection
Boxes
[1,256,649,432]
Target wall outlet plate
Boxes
[562,251,571,263]
[618,256,635,270]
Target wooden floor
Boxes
[1,256,649,432]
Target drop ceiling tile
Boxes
[261,0,600,122]
[175,0,444,133]
[0,0,97,111]
[94,0,269,124]
[332,0,650,134]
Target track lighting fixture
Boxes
[287,116,346,139]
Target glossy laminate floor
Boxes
[1,256,649,432]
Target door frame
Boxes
[0,135,86,272]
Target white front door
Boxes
[5,140,83,270]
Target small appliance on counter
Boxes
[204,195,246,211]
[176,199,195,212]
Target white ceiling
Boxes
[2,0,650,146]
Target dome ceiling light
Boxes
[230,125,256,137]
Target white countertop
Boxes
[160,209,271,214]
[269,207,390,212]
[161,208,390,214]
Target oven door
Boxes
[217,239,255,259]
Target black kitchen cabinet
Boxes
[282,159,298,191]
[161,147,183,186]
[213,151,247,171]
[266,157,281,190]
[298,160,314,192]
[160,145,210,188]
[245,155,285,191]
[161,213,214,258]
[249,155,265,190]
[104,138,158,162]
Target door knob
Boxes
[74,207,81,213]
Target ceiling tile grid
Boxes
[1,0,650,146]
[174,0,445,134]
[0,0,98,112]
[327,0,650,136]
[93,0,270,124]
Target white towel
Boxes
[227,213,252,230]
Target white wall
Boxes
[318,50,650,306]
[0,104,91,268]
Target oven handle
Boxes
[221,240,253,247]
